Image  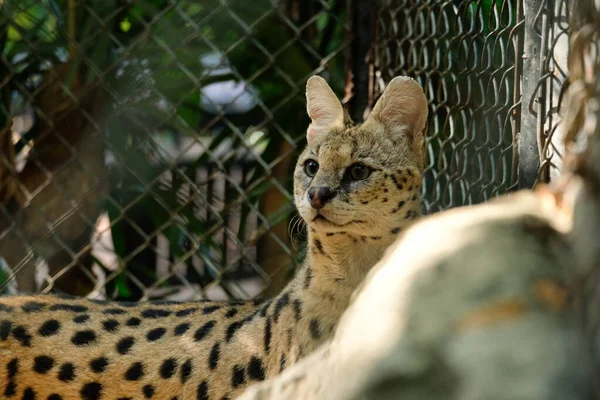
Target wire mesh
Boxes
[0,0,576,301]
[373,0,569,213]
[0,0,350,300]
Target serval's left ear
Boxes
[364,76,428,143]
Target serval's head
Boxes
[294,76,428,238]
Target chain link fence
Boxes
[370,0,570,213]
[0,0,577,301]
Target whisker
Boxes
[288,214,308,253]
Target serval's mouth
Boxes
[312,213,366,227]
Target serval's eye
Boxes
[304,159,319,177]
[349,163,370,180]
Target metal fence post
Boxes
[519,0,545,189]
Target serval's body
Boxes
[0,76,428,399]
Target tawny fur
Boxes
[0,76,428,399]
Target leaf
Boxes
[120,17,132,33]
[115,273,133,298]
[168,222,188,259]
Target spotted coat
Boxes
[0,76,428,399]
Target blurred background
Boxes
[0,0,568,301]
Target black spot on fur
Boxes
[286,329,293,350]
[118,301,139,307]
[90,357,109,373]
[0,303,14,312]
[141,309,171,319]
[194,320,216,341]
[209,342,220,370]
[143,384,155,398]
[325,232,336,237]
[292,299,302,321]
[391,200,406,213]
[279,354,286,372]
[411,194,418,201]
[197,381,209,400]
[390,174,404,191]
[125,361,144,381]
[202,305,221,314]
[405,210,418,219]
[81,382,103,400]
[126,317,141,327]
[253,297,265,306]
[12,325,32,347]
[71,330,97,346]
[382,197,388,202]
[22,301,46,313]
[360,200,369,204]
[259,300,271,317]
[73,314,90,324]
[160,358,177,379]
[58,363,76,382]
[22,387,35,400]
[231,365,246,387]
[309,319,322,339]
[48,395,62,400]
[225,308,238,318]
[273,292,290,323]
[174,323,190,336]
[225,309,260,342]
[304,267,312,289]
[49,304,88,313]
[116,336,135,354]
[3,381,16,397]
[175,308,198,317]
[33,355,54,374]
[0,320,13,340]
[313,239,326,256]
[7,358,18,378]
[38,320,61,337]
[103,308,126,315]
[88,299,109,305]
[225,321,244,342]
[181,359,193,383]
[147,327,167,342]
[371,236,382,240]
[391,227,401,234]
[102,319,120,333]
[264,317,272,354]
[247,357,265,381]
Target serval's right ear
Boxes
[306,76,344,144]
